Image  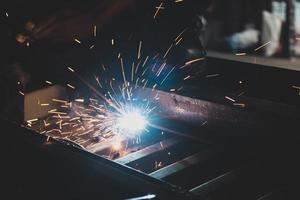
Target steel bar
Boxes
[149,147,219,179]
[115,137,180,165]
[189,170,235,195]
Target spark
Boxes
[127,194,156,200]
[235,53,247,56]
[142,79,149,89]
[131,62,135,82]
[152,84,157,91]
[75,99,84,103]
[254,41,272,51]
[238,92,245,97]
[225,96,236,102]
[120,57,127,85]
[70,117,80,121]
[68,67,75,72]
[233,103,246,108]
[153,2,165,19]
[45,80,52,84]
[135,60,142,74]
[61,131,72,135]
[67,83,75,89]
[101,64,106,71]
[292,85,300,90]
[74,38,81,44]
[201,121,208,126]
[175,37,183,45]
[93,25,97,37]
[5,12,8,17]
[19,91,24,96]
[48,111,67,115]
[175,29,187,42]
[185,57,205,65]
[142,56,149,68]
[163,44,173,58]
[111,39,115,45]
[27,118,38,123]
[138,41,142,59]
[180,57,205,69]
[156,62,167,77]
[135,77,140,88]
[183,75,191,80]
[52,99,68,104]
[175,0,184,2]
[160,66,175,85]
[43,120,50,127]
[95,76,103,88]
[41,103,49,106]
[205,74,220,78]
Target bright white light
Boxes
[126,194,156,200]
[116,109,147,136]
[112,137,123,150]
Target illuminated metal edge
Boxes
[256,192,274,200]
[115,137,181,165]
[189,170,236,196]
[149,147,220,179]
[188,159,263,198]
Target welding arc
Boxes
[68,70,209,143]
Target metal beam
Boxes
[189,170,235,196]
[115,137,180,165]
[150,148,218,179]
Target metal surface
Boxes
[3,55,300,199]
[115,137,180,165]
[1,118,195,200]
[149,147,218,179]
[189,170,235,195]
